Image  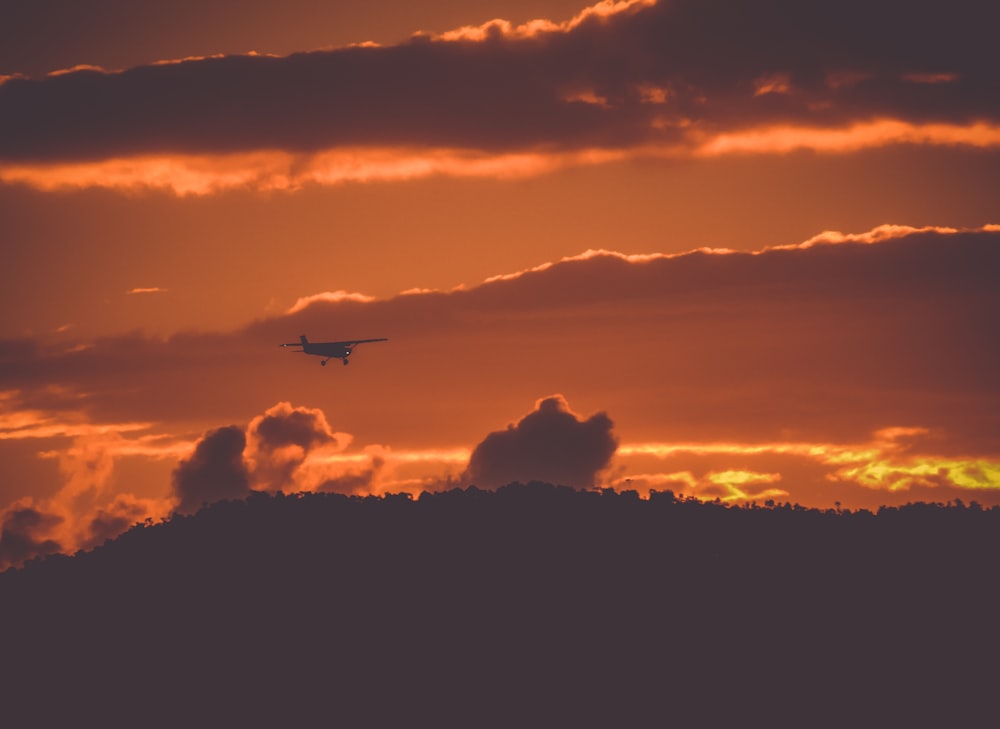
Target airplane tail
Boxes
[279,335,309,348]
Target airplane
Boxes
[280,335,388,366]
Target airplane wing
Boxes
[279,338,387,347]
[336,338,388,346]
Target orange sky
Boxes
[2,0,999,568]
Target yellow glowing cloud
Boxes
[617,427,1000,501]
[834,459,1000,492]
[708,469,782,487]
[704,470,787,503]
[616,471,700,490]
[608,469,788,502]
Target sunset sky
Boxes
[2,0,998,567]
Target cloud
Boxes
[245,402,347,491]
[2,224,998,452]
[464,395,618,489]
[0,489,173,570]
[433,0,655,42]
[0,505,63,570]
[0,391,184,567]
[286,291,376,314]
[2,225,999,511]
[171,426,251,515]
[318,454,387,496]
[1,0,996,190]
[80,494,167,551]
[614,425,1000,508]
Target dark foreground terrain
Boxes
[2,484,998,727]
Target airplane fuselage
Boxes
[302,341,353,358]
[280,335,387,366]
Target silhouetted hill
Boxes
[3,484,998,728]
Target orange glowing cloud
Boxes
[4,116,997,194]
[614,425,1000,506]
[705,470,786,501]
[753,73,793,96]
[433,0,656,41]
[694,119,1000,157]
[286,291,377,314]
[834,458,1000,493]
[0,147,632,195]
[0,414,182,569]
[0,405,152,443]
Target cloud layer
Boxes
[1,0,997,190]
[1,224,998,569]
[3,224,997,452]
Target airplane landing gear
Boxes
[343,358,350,366]
[321,360,327,366]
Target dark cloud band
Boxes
[1,0,995,163]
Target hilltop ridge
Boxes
[3,483,997,727]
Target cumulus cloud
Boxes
[0,0,995,180]
[172,426,251,515]
[464,395,618,489]
[174,402,386,504]
[245,402,347,491]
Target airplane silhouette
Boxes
[280,335,388,366]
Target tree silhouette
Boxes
[2,484,997,727]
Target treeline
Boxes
[2,484,998,728]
